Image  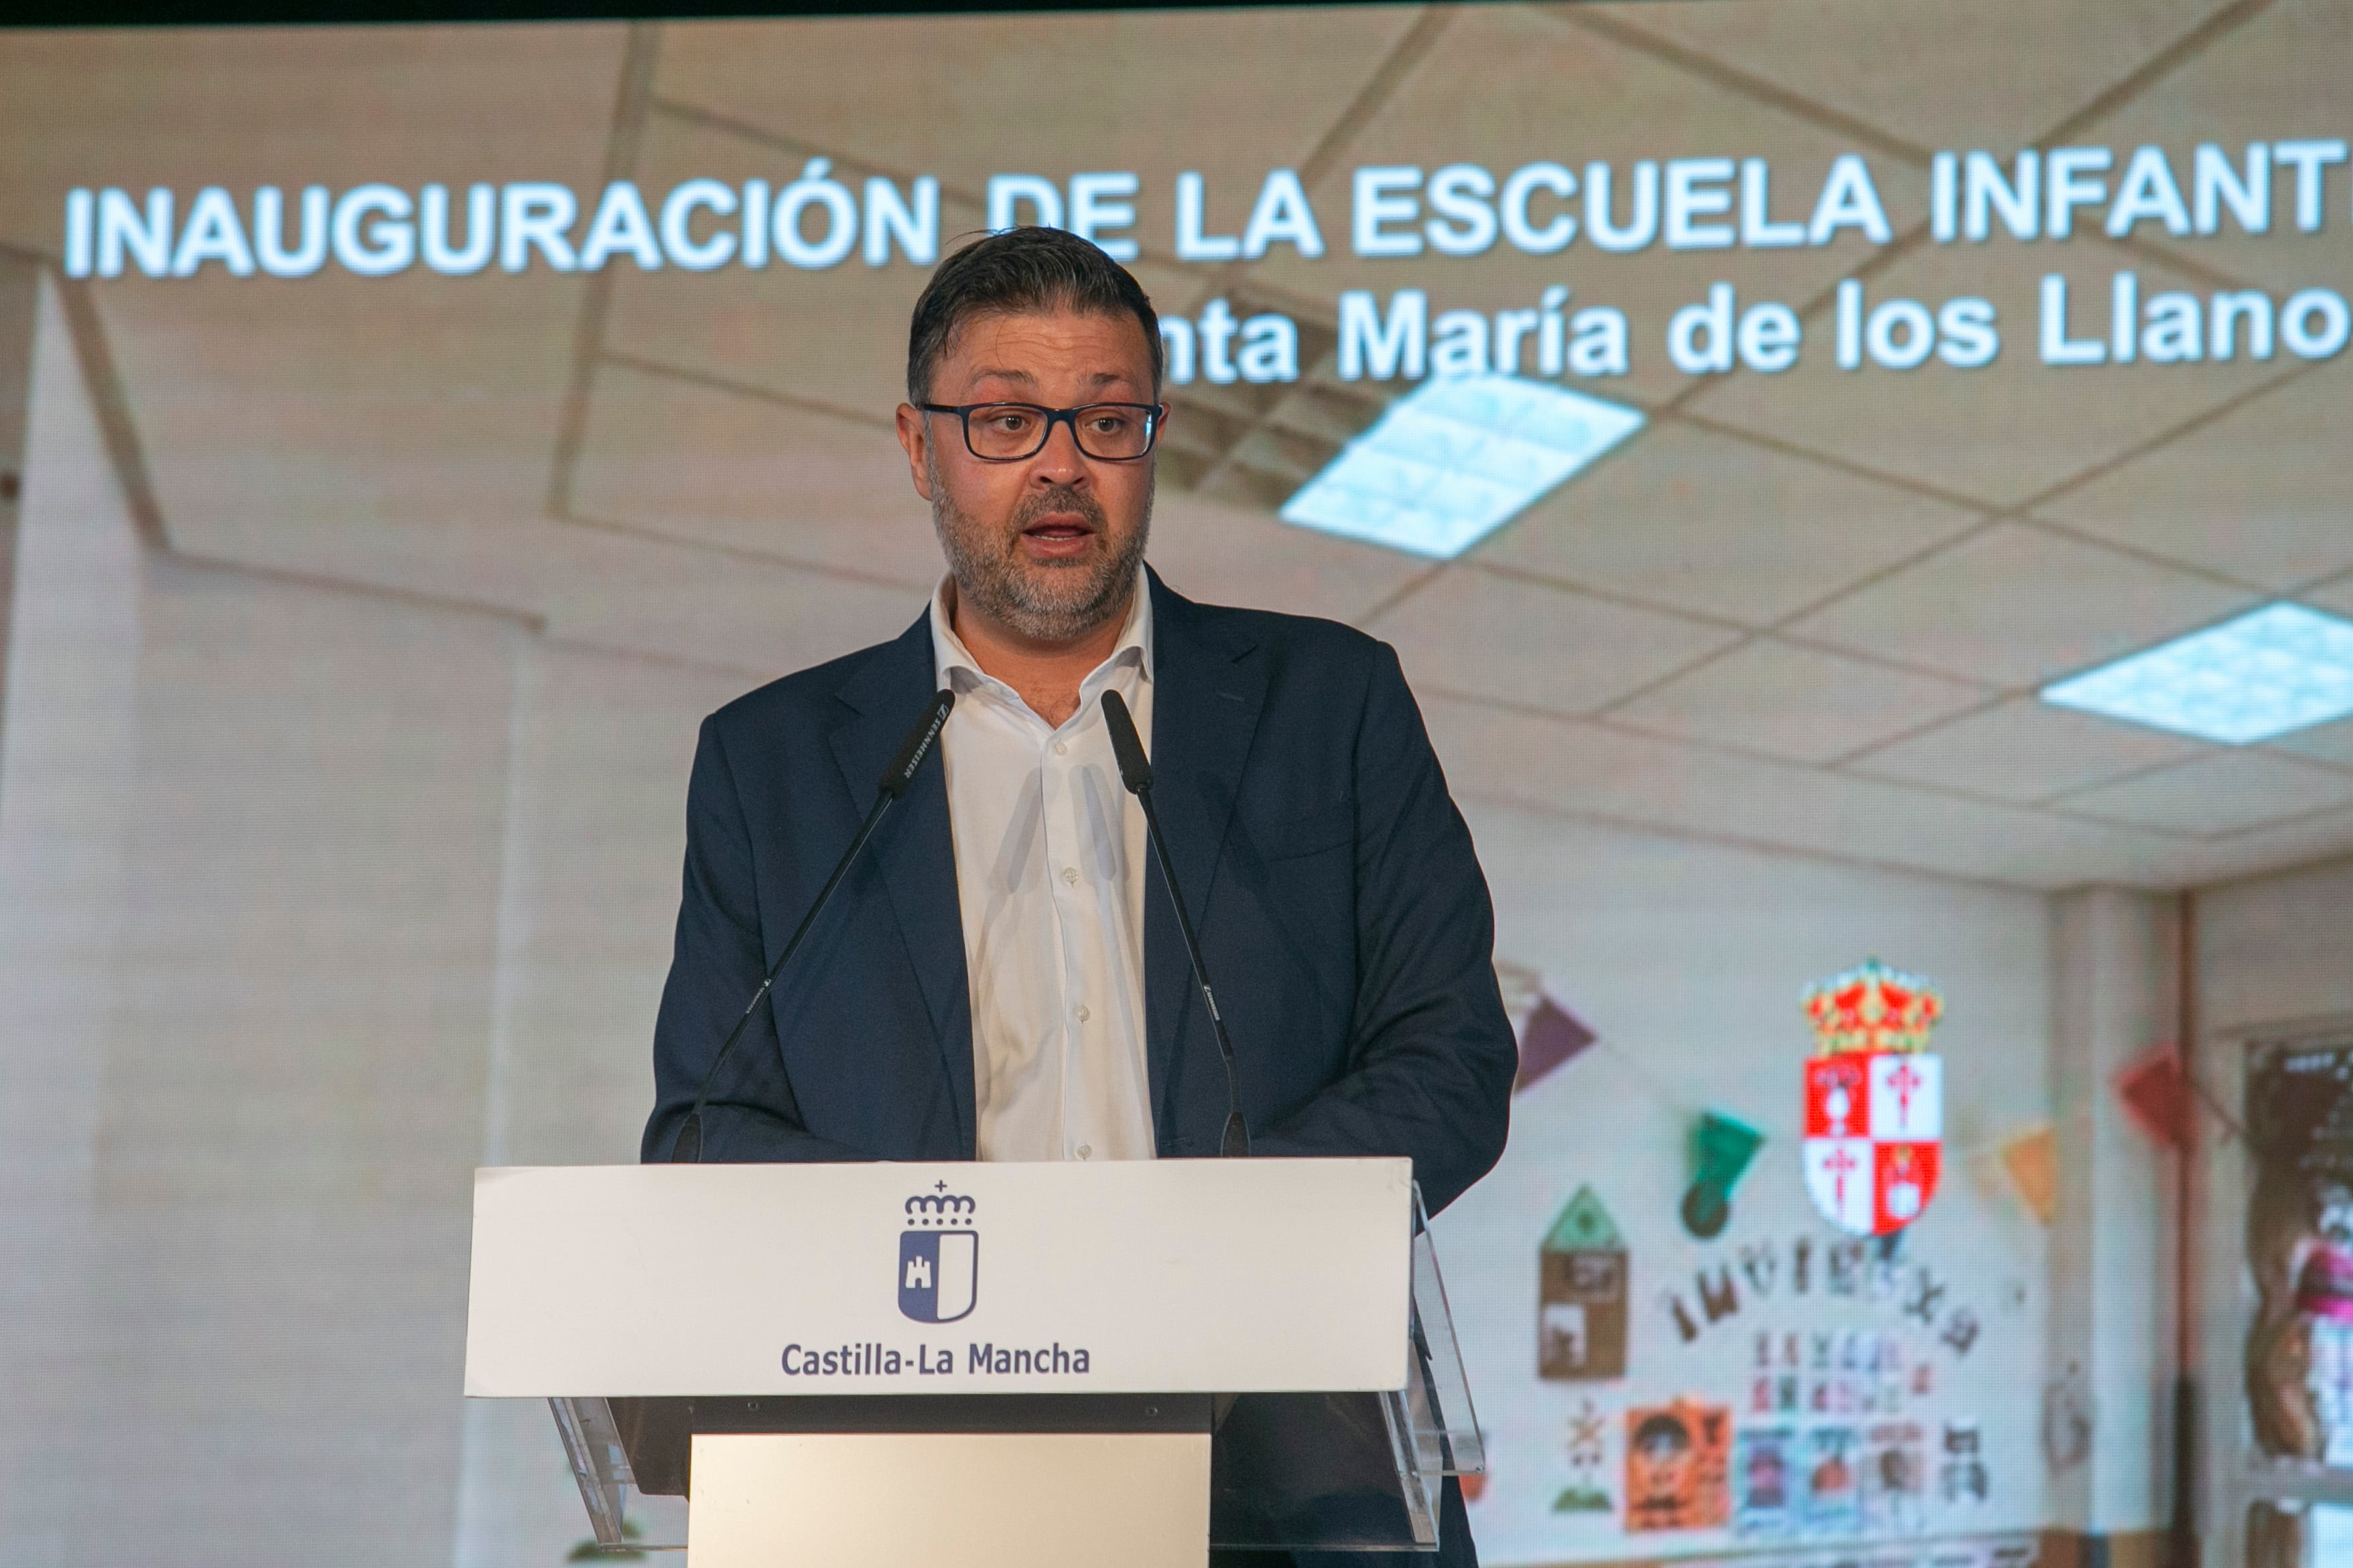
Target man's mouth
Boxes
[1020,512,1098,555]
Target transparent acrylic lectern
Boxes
[468,1159,1483,1563]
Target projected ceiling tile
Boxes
[602,109,990,421]
[2059,748,2353,837]
[1162,348,1339,498]
[1243,3,1927,409]
[1820,777,2190,889]
[1473,418,1980,626]
[1369,567,1742,718]
[1134,490,1428,627]
[1586,0,2240,154]
[15,27,625,595]
[1846,695,2209,802]
[540,521,920,676]
[2035,364,2353,592]
[1418,691,2184,888]
[1785,522,2255,689]
[2080,0,2353,299]
[107,264,595,585]
[1608,638,1991,764]
[143,497,576,638]
[566,359,939,590]
[2269,717,2353,769]
[2169,801,2353,887]
[1416,695,1649,814]
[2316,577,2353,620]
[0,22,626,255]
[651,8,1415,238]
[1277,374,1647,559]
[1686,235,2293,510]
[2040,603,2353,744]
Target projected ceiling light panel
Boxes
[1278,375,1646,560]
[2040,603,2353,745]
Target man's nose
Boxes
[1031,417,1090,482]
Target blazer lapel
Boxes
[829,616,978,1156]
[1142,571,1267,1144]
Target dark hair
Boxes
[905,227,1163,405]
[1633,1415,1691,1455]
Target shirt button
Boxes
[1061,866,1079,885]
[1077,1143,1093,1160]
[1054,740,1068,756]
[1075,1005,1091,1023]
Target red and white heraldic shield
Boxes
[1802,1052,1942,1236]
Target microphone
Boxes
[1100,689,1250,1158]
[669,687,955,1162]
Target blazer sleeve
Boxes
[641,715,874,1164]
[1249,642,1516,1213]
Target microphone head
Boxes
[879,688,955,798]
[1100,689,1152,794]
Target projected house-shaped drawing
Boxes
[1540,1186,1627,1380]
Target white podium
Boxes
[464,1157,1483,1563]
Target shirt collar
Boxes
[929,565,1154,700]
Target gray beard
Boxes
[928,455,1152,644]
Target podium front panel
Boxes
[466,1157,1413,1399]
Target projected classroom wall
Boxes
[2,3,2351,1565]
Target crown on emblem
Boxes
[904,1187,978,1226]
[1802,957,1943,1056]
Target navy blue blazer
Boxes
[641,569,1515,1217]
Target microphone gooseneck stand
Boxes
[670,687,955,1163]
[1100,688,1251,1158]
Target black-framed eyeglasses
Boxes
[918,401,1166,463]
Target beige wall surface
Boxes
[0,275,532,1566]
[0,275,737,1565]
[0,271,149,1568]
[2197,853,2353,1042]
[1448,800,2062,1559]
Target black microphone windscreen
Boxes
[879,688,955,798]
[1100,689,1152,793]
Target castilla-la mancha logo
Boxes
[898,1183,978,1324]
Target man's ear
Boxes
[894,403,935,501]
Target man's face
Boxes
[1629,1421,1691,1509]
[896,307,1158,645]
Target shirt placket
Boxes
[1047,713,1110,1163]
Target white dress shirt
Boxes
[929,571,1158,1163]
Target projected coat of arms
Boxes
[1800,960,1944,1237]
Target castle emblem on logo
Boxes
[898,1183,978,1324]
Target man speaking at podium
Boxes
[643,226,1514,1564]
